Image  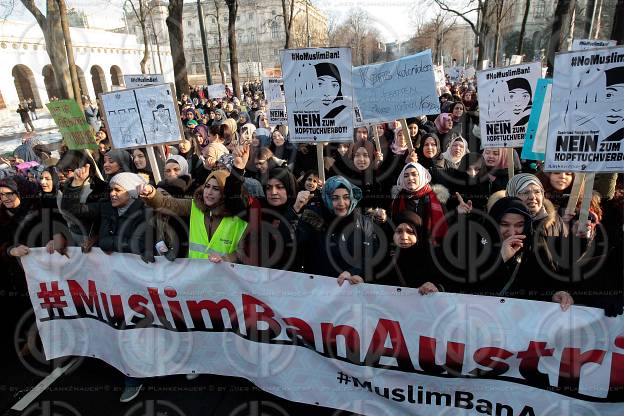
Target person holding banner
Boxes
[297,175,380,284]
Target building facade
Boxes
[1,20,175,109]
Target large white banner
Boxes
[545,46,624,172]
[281,48,353,143]
[262,77,287,125]
[353,51,439,124]
[478,62,542,148]
[100,84,183,150]
[22,248,624,416]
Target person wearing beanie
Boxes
[139,168,247,263]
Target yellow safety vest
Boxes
[188,200,247,259]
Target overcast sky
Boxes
[4,0,428,42]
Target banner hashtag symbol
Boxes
[336,371,351,385]
[37,281,67,317]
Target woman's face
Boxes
[356,127,368,141]
[499,213,525,240]
[203,178,222,207]
[317,75,340,105]
[255,157,269,174]
[466,163,481,178]
[272,131,285,146]
[376,125,384,136]
[444,117,453,130]
[393,223,417,249]
[403,167,419,192]
[265,178,288,207]
[452,104,464,118]
[451,140,465,158]
[251,132,260,147]
[353,147,371,171]
[215,111,223,120]
[483,148,501,167]
[103,155,121,175]
[164,162,182,179]
[0,186,20,209]
[331,188,351,217]
[422,137,438,159]
[110,184,130,208]
[396,130,407,147]
[179,139,192,154]
[259,115,269,128]
[305,175,319,192]
[337,143,349,156]
[549,172,573,191]
[408,123,418,138]
[209,111,216,119]
[463,92,472,102]
[40,171,54,193]
[517,184,543,215]
[132,150,147,170]
[509,88,531,114]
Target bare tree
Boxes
[212,0,226,84]
[491,0,517,65]
[126,0,155,74]
[166,0,190,99]
[546,0,576,75]
[516,0,531,55]
[408,12,455,64]
[612,0,624,43]
[281,0,297,48]
[19,0,73,100]
[225,0,240,97]
[432,0,488,64]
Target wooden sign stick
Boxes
[372,125,381,154]
[565,173,586,217]
[507,148,515,180]
[577,173,595,236]
[146,146,162,184]
[316,143,325,184]
[399,119,414,152]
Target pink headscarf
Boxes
[434,113,452,134]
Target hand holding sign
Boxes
[487,79,510,119]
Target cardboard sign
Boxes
[570,39,617,51]
[478,62,542,148]
[521,78,552,161]
[281,47,354,143]
[100,84,183,150]
[544,45,624,172]
[207,84,227,99]
[263,77,287,125]
[46,99,97,150]
[123,74,165,88]
[352,50,439,125]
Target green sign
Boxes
[46,99,97,150]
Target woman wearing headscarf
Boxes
[439,136,470,170]
[390,162,449,245]
[103,149,132,179]
[297,175,380,284]
[433,113,454,148]
[268,129,296,171]
[415,133,444,179]
[445,152,491,212]
[448,101,470,140]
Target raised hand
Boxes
[294,190,312,213]
[500,234,526,262]
[232,143,250,170]
[456,192,473,215]
[71,164,90,187]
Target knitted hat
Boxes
[506,173,544,198]
[109,172,146,199]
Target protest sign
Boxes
[123,74,165,88]
[46,99,97,150]
[352,50,439,125]
[544,45,624,172]
[433,65,446,90]
[446,66,462,82]
[510,55,523,65]
[23,248,624,416]
[262,77,287,125]
[100,83,183,150]
[207,84,227,99]
[478,62,542,148]
[521,78,552,161]
[464,66,476,79]
[571,39,617,51]
[281,47,353,142]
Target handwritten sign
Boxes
[46,99,97,150]
[352,50,439,124]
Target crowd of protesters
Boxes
[1,75,623,402]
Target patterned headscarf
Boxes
[506,173,544,198]
[322,176,362,216]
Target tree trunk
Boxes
[584,0,596,38]
[213,0,226,84]
[477,0,489,64]
[612,0,624,44]
[21,0,73,100]
[493,2,502,65]
[282,0,290,49]
[226,0,240,98]
[139,20,150,74]
[166,0,190,99]
[547,0,575,75]
[517,0,531,55]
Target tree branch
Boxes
[21,0,45,26]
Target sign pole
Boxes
[577,173,595,235]
[399,119,414,152]
[372,125,381,153]
[146,146,162,184]
[316,144,325,184]
[507,148,515,179]
[565,173,586,217]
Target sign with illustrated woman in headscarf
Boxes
[477,62,542,148]
[280,48,353,143]
[545,45,624,172]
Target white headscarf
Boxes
[166,155,189,176]
[441,136,470,166]
[396,162,431,192]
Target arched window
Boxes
[271,21,279,39]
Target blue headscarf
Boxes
[322,176,362,216]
